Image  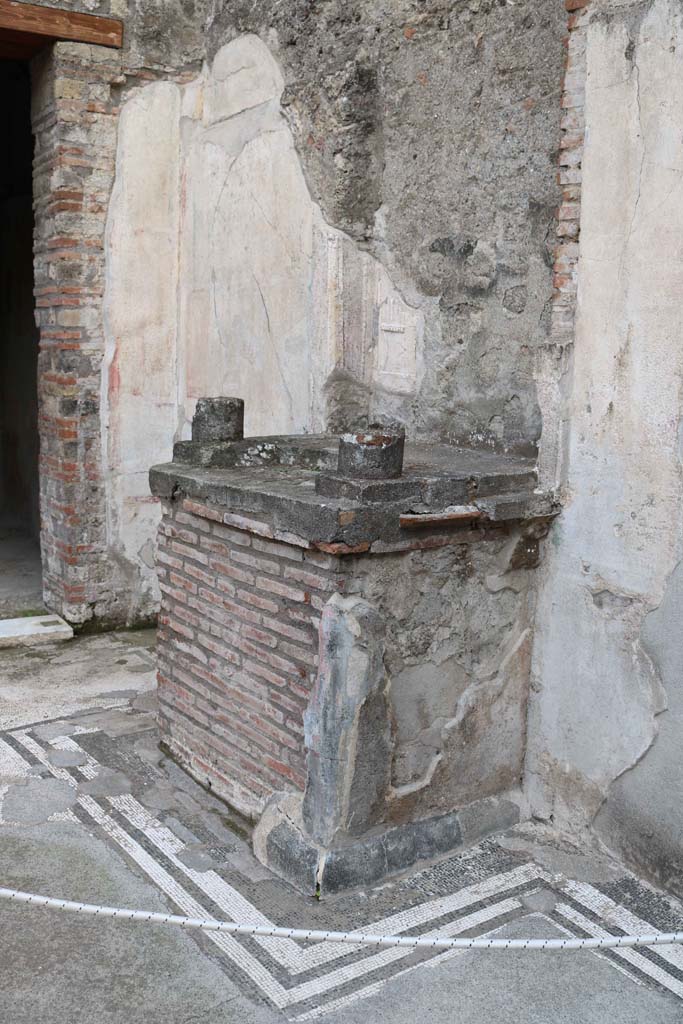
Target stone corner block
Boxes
[191,396,244,443]
[253,792,321,896]
[302,593,392,848]
[252,791,522,896]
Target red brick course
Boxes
[30,44,123,623]
[156,499,349,816]
[550,2,588,349]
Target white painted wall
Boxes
[179,36,315,437]
[528,0,683,838]
[102,35,423,613]
[102,81,181,616]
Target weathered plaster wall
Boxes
[528,0,683,894]
[596,562,683,894]
[237,0,564,451]
[204,0,565,450]
[101,2,565,619]
[103,80,180,614]
[102,35,424,610]
[352,537,536,824]
[178,36,322,436]
[24,0,565,624]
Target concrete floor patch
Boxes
[47,747,89,768]
[2,777,77,824]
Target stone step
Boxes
[0,615,73,649]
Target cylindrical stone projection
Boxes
[191,397,244,443]
[337,427,405,479]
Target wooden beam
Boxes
[0,1,122,49]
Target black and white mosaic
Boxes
[2,702,683,1021]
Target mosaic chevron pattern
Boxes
[2,712,683,1020]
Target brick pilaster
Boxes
[31,43,121,623]
[536,0,590,488]
[550,0,589,349]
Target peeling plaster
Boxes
[102,35,427,612]
[594,558,683,892]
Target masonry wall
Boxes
[96,1,567,624]
[28,27,201,625]
[30,42,124,622]
[24,0,567,626]
[156,499,335,816]
[156,497,537,823]
[528,0,683,897]
[102,0,566,450]
[351,533,537,826]
[23,0,683,899]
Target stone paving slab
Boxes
[1,632,683,1022]
[319,916,683,1024]
[0,823,277,1024]
[0,614,73,649]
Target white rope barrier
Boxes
[2,885,683,951]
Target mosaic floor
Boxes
[1,633,683,1022]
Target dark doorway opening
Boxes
[0,60,42,615]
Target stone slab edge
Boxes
[151,487,557,556]
[0,615,74,649]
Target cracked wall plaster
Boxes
[527,0,683,889]
[594,559,683,895]
[102,35,426,607]
[103,35,433,604]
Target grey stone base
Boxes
[253,792,521,895]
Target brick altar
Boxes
[150,399,556,893]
